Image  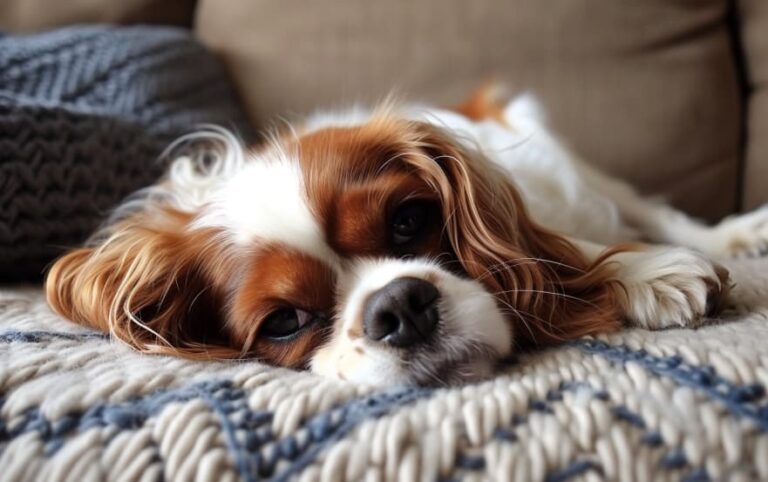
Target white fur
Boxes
[706,207,768,258]
[192,157,337,263]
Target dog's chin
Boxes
[309,322,506,387]
[398,331,501,387]
[345,331,505,388]
[408,354,499,387]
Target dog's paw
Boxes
[708,205,768,258]
[615,247,730,329]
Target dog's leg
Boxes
[573,239,730,329]
[575,161,768,258]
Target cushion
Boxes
[1,256,768,480]
[739,0,768,211]
[0,0,196,31]
[0,26,252,281]
[196,0,742,221]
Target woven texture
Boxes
[1,257,767,481]
[0,25,252,281]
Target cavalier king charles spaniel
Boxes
[46,88,768,386]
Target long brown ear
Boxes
[406,122,625,347]
[45,208,240,358]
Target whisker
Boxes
[451,257,585,282]
[492,298,539,343]
[492,294,579,342]
[491,289,601,309]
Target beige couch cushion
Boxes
[0,0,196,31]
[196,0,741,221]
[740,0,768,211]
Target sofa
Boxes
[1,1,767,481]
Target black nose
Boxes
[363,277,440,348]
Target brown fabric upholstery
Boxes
[0,0,196,31]
[739,0,768,211]
[196,0,742,221]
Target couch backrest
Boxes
[197,0,746,221]
[739,0,768,211]
[4,0,765,220]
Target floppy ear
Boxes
[406,122,625,347]
[45,208,240,358]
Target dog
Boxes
[46,88,768,387]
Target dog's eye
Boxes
[260,308,314,339]
[391,201,429,245]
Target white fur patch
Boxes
[703,206,768,258]
[303,106,375,133]
[191,148,338,264]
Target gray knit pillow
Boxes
[0,26,253,281]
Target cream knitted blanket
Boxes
[1,258,767,481]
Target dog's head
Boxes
[46,103,623,386]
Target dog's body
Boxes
[46,91,768,386]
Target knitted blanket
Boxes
[0,26,252,281]
[1,256,766,481]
